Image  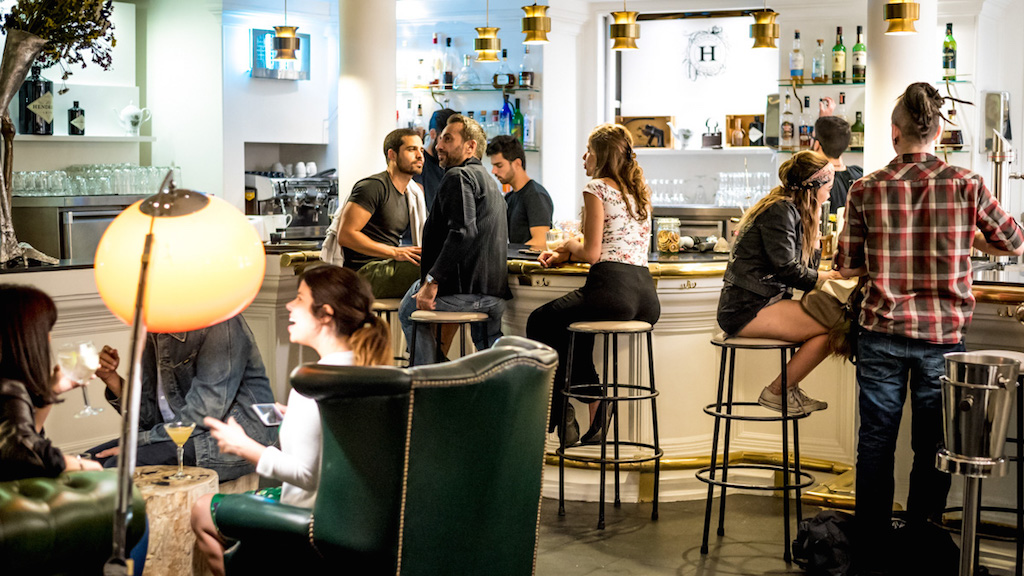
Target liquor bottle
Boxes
[415,103,425,132]
[780,94,796,150]
[836,92,848,121]
[68,101,86,136]
[523,94,536,147]
[832,27,846,84]
[798,96,814,150]
[940,109,964,150]
[811,39,828,84]
[748,115,764,146]
[789,30,804,86]
[499,94,514,136]
[442,37,457,89]
[519,46,536,88]
[512,97,525,143]
[943,23,957,80]
[492,49,515,89]
[729,118,745,147]
[430,33,443,86]
[850,111,864,148]
[413,58,429,88]
[852,25,866,83]
[467,110,475,121]
[453,54,481,89]
[18,66,53,135]
[401,98,414,128]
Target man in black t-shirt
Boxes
[336,128,426,297]
[486,135,553,247]
[814,107,863,214]
[413,108,457,210]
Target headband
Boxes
[789,162,835,191]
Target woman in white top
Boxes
[526,123,660,446]
[191,265,391,576]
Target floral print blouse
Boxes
[583,179,651,267]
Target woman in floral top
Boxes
[527,124,659,446]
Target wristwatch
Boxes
[425,274,437,285]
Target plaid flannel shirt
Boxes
[836,153,1024,344]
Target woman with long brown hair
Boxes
[191,265,390,576]
[527,123,660,446]
[718,150,843,414]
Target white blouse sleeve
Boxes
[255,390,321,491]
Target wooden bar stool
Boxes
[372,298,406,366]
[408,310,489,366]
[557,320,662,530]
[697,332,817,563]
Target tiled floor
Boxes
[536,494,818,576]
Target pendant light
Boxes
[609,1,639,51]
[273,0,300,61]
[749,1,779,49]
[475,0,501,62]
[884,0,920,36]
[521,3,551,44]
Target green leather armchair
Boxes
[215,336,557,575]
[0,470,147,575]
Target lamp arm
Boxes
[104,230,153,575]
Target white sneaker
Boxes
[758,386,828,415]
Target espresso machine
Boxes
[245,171,338,240]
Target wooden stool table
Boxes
[135,465,219,576]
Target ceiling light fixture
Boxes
[521,3,551,45]
[273,0,300,60]
[609,1,639,51]
[475,0,500,62]
[884,0,920,35]
[750,1,780,49]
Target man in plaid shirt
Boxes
[836,82,1024,573]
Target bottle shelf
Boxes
[14,134,156,143]
[778,80,865,87]
[397,86,540,94]
[635,147,776,156]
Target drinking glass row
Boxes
[12,164,180,197]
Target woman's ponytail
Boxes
[349,314,392,367]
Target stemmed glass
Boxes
[163,420,196,480]
[56,341,103,418]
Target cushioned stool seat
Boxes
[409,310,489,366]
[373,298,406,365]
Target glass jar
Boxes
[655,217,681,253]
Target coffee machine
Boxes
[245,172,338,240]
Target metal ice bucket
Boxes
[941,352,1019,461]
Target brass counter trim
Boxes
[972,284,1024,305]
[508,259,728,279]
[279,250,321,267]
[544,450,852,475]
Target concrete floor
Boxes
[536,494,812,576]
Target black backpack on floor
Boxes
[792,510,855,576]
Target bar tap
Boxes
[986,130,1017,267]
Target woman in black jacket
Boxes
[717,151,843,414]
[0,284,103,480]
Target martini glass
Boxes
[163,420,196,480]
[56,341,103,418]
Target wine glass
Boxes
[56,341,103,418]
[163,420,196,480]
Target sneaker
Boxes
[758,386,828,415]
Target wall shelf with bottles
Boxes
[14,135,156,143]
[778,81,865,88]
[775,146,863,154]
[397,86,540,95]
[636,147,776,156]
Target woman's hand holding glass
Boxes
[204,416,266,465]
[538,243,571,268]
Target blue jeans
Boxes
[398,280,506,365]
[854,328,963,563]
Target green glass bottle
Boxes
[943,23,957,80]
[850,111,865,149]
[852,25,866,83]
[832,26,846,84]
[512,97,525,144]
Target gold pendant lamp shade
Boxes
[750,9,780,49]
[884,1,920,35]
[273,26,300,60]
[610,9,640,51]
[475,0,500,62]
[521,4,551,44]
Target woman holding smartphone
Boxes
[526,124,659,446]
[191,265,390,576]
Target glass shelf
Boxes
[397,86,540,94]
[635,147,775,156]
[778,80,865,87]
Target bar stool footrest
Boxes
[938,505,1022,543]
[558,441,663,465]
[566,383,659,403]
[695,463,816,491]
[702,401,812,421]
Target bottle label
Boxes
[850,131,863,147]
[943,51,956,74]
[781,121,795,141]
[790,52,804,72]
[519,71,534,87]
[70,114,86,131]
[28,92,53,124]
[832,52,846,72]
[799,125,813,149]
[852,51,866,67]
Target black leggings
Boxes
[525,262,660,431]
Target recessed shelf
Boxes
[14,135,156,143]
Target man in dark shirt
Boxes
[413,108,457,210]
[486,135,553,247]
[337,128,426,298]
[398,114,509,365]
[815,104,863,214]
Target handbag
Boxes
[801,276,864,359]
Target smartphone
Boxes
[251,403,284,426]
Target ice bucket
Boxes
[941,352,1019,461]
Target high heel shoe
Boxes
[580,401,616,444]
[558,402,580,447]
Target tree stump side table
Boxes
[135,465,219,576]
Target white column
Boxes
[337,0,396,198]
[864,0,939,172]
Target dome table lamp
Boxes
[94,172,265,573]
